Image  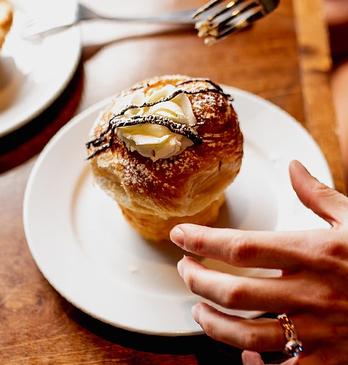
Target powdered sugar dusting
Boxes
[90,76,243,202]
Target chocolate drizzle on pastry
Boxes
[108,88,229,120]
[86,115,202,160]
[86,79,232,160]
[176,79,233,101]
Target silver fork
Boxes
[22,3,196,39]
[22,0,279,43]
[194,0,280,44]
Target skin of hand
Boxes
[170,160,348,365]
[324,0,348,25]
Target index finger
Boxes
[170,224,324,270]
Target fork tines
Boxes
[194,0,265,45]
[193,0,225,19]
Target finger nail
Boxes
[291,160,312,176]
[191,304,200,322]
[170,226,184,247]
[241,351,253,365]
[177,258,184,277]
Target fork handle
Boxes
[23,22,79,39]
[24,10,196,40]
[79,6,196,25]
[91,14,196,25]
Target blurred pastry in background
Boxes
[0,0,12,49]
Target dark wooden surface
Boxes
[0,0,343,364]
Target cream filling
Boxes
[112,85,196,161]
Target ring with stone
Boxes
[277,314,304,357]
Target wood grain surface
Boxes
[0,0,343,364]
[293,0,346,193]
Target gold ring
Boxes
[277,314,304,357]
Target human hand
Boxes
[170,161,348,364]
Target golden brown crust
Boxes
[89,75,244,221]
[120,194,225,242]
[0,0,13,49]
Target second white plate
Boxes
[0,0,80,136]
[24,86,332,336]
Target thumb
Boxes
[289,160,348,227]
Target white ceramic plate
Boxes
[0,0,80,136]
[23,86,333,336]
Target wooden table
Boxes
[0,0,344,364]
